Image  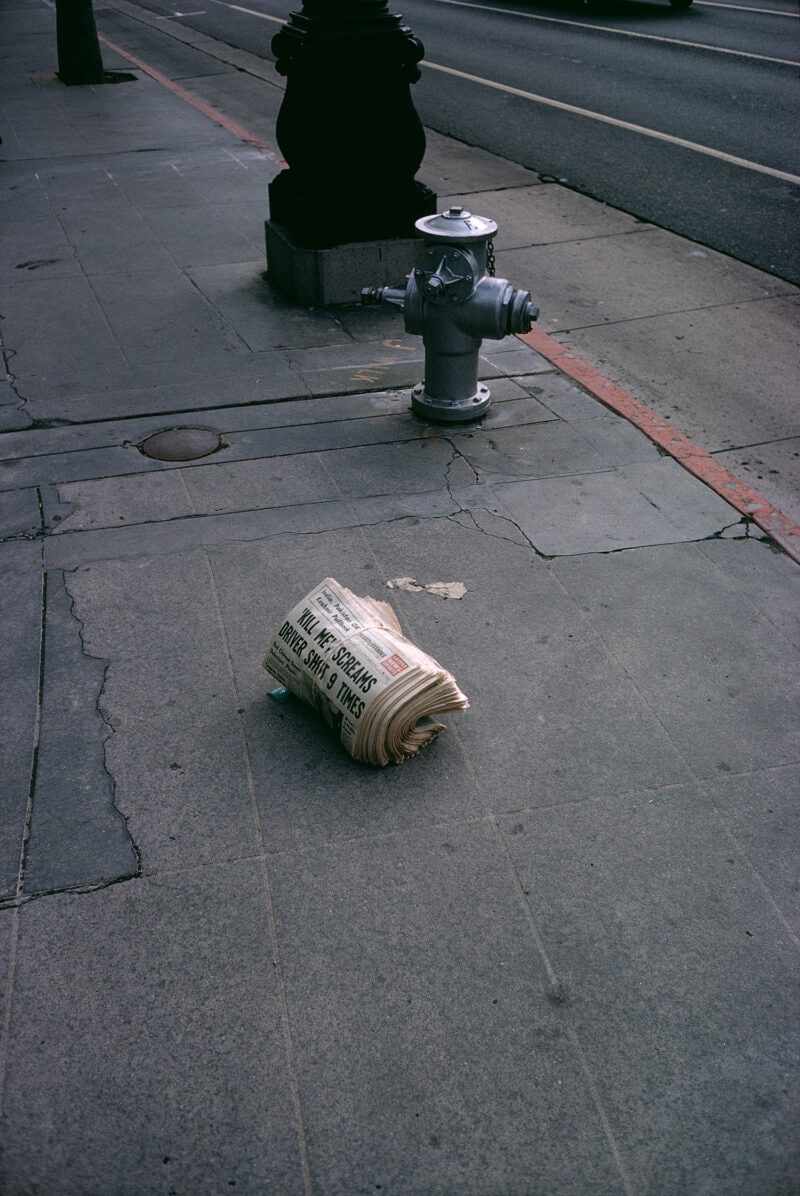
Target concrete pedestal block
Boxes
[265,220,419,307]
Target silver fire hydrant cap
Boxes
[415,206,498,243]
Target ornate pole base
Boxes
[268,0,436,251]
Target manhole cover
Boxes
[139,428,221,462]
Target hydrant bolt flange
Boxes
[415,246,475,305]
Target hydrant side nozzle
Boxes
[360,284,407,311]
[505,290,539,334]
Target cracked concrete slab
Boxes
[1,442,154,493]
[0,908,11,1011]
[0,374,30,435]
[22,571,139,896]
[20,405,453,499]
[176,452,340,517]
[0,384,433,471]
[489,459,740,555]
[25,380,752,565]
[460,425,610,484]
[65,552,262,872]
[50,451,338,531]
[44,450,742,567]
[453,416,658,485]
[0,375,550,473]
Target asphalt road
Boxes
[120,0,799,282]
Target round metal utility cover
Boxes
[139,428,221,461]
[415,206,497,243]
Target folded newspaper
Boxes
[263,578,469,766]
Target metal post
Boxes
[56,0,105,85]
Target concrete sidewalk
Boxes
[1,0,798,1192]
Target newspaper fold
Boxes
[263,578,469,766]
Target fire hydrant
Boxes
[362,206,538,421]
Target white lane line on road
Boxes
[424,60,800,184]
[697,1,798,15]
[225,3,282,20]
[206,0,284,21]
[202,0,800,52]
[431,0,800,65]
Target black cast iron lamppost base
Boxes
[268,0,436,251]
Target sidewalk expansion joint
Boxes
[10,563,47,909]
[712,434,800,454]
[540,288,796,336]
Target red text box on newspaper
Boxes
[381,654,409,677]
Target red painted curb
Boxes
[518,326,800,563]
